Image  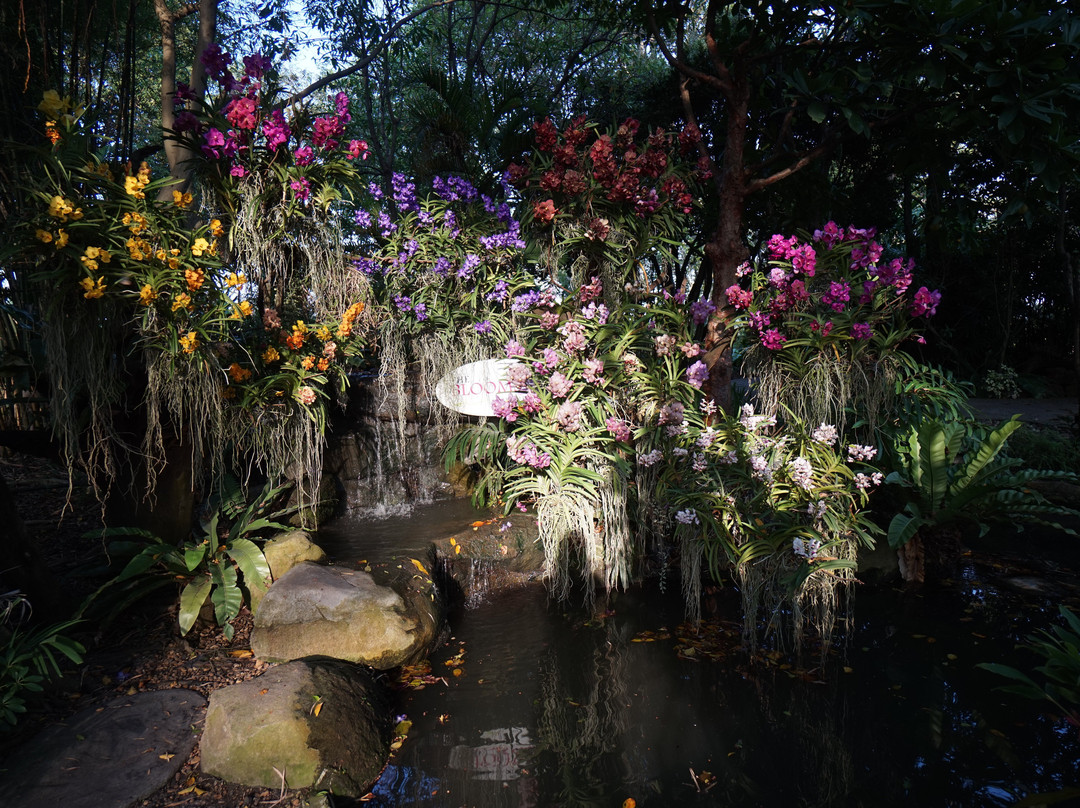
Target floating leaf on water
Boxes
[394,719,412,736]
[623,799,637,808]
[843,666,853,674]
[947,653,958,660]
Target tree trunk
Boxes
[703,73,751,413]
[156,0,217,194]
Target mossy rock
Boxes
[201,658,390,796]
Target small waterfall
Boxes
[324,373,463,510]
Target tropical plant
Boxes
[1,593,84,728]
[885,417,1080,582]
[5,79,378,513]
[728,224,942,435]
[82,478,294,639]
[978,605,1080,734]
[667,406,882,650]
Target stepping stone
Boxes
[0,689,205,808]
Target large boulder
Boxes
[251,561,441,667]
[201,658,390,796]
[251,531,328,614]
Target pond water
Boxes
[318,503,1080,807]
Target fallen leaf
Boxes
[159,753,175,761]
[227,649,253,658]
[313,701,323,717]
[410,558,429,576]
[623,799,637,808]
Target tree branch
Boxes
[645,7,731,98]
[283,0,460,107]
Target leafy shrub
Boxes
[1002,422,1080,474]
[1,593,84,728]
[983,364,1021,399]
[82,478,293,639]
[885,417,1080,581]
[979,605,1080,732]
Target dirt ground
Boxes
[0,452,310,808]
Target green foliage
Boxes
[82,478,293,639]
[1003,424,1080,475]
[1,594,84,729]
[978,606,1080,730]
[885,417,1080,550]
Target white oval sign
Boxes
[435,358,520,417]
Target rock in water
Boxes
[251,561,440,667]
[201,658,390,796]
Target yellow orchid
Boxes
[79,276,105,299]
[227,363,252,383]
[38,90,70,120]
[48,195,75,221]
[184,267,205,292]
[35,229,53,244]
[171,292,192,312]
[179,331,198,354]
[138,284,157,305]
[124,175,146,199]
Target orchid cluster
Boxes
[659,403,882,628]
[23,89,372,426]
[170,46,368,213]
[351,173,533,343]
[477,264,883,612]
[728,224,941,356]
[504,115,705,284]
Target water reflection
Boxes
[328,503,1080,807]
